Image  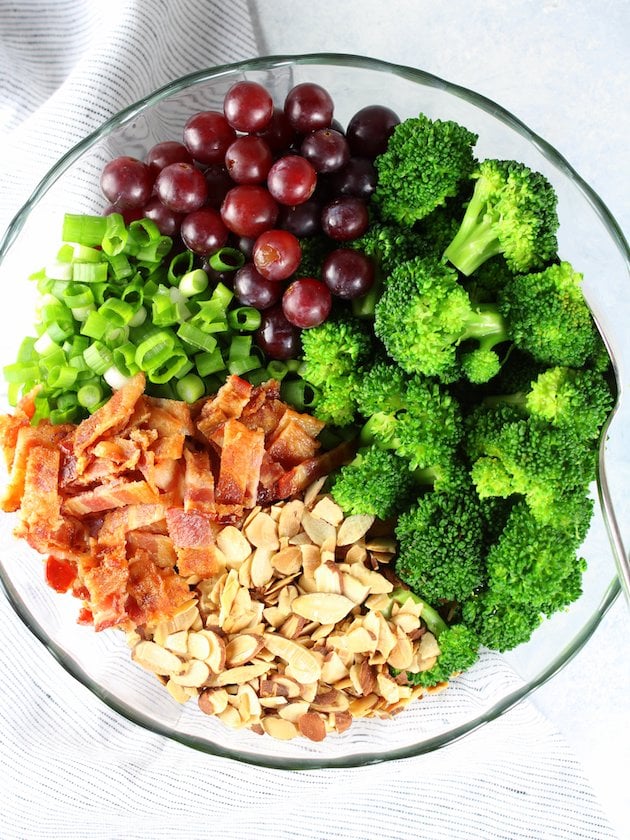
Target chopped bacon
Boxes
[275,440,356,498]
[165,507,225,578]
[197,375,252,439]
[2,423,73,512]
[62,480,159,516]
[144,396,194,437]
[183,446,215,515]
[215,419,265,507]
[125,553,190,626]
[72,372,145,456]
[267,416,322,468]
[80,543,129,630]
[126,531,178,569]
[98,503,168,547]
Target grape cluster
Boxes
[99,80,400,358]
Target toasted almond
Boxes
[278,700,311,723]
[237,553,254,588]
[262,605,290,629]
[269,673,302,699]
[198,688,230,716]
[391,611,421,634]
[301,511,336,547]
[186,631,210,661]
[250,546,275,588]
[376,672,401,705]
[291,592,354,625]
[343,543,368,565]
[310,622,336,642]
[288,531,313,546]
[321,651,350,685]
[340,572,371,605]
[417,631,440,660]
[201,630,226,674]
[345,626,377,655]
[163,630,189,656]
[224,633,265,668]
[237,683,262,722]
[262,633,321,684]
[262,716,298,740]
[166,679,195,704]
[218,569,240,626]
[132,641,183,676]
[217,705,243,729]
[152,600,199,644]
[365,537,397,553]
[348,693,379,717]
[209,660,271,687]
[217,525,252,566]
[279,613,308,640]
[311,688,350,713]
[387,628,415,671]
[347,564,393,594]
[329,710,353,733]
[271,545,302,576]
[314,561,342,594]
[303,476,327,508]
[297,711,327,742]
[337,514,374,546]
[171,659,210,687]
[259,696,288,709]
[278,499,305,538]
[245,511,279,550]
[311,496,344,527]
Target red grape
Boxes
[267,155,317,206]
[256,107,297,153]
[220,185,279,237]
[345,105,400,159]
[234,263,283,310]
[225,135,273,184]
[100,156,153,209]
[204,165,234,210]
[252,229,301,281]
[331,157,377,199]
[145,141,193,175]
[282,278,332,328]
[155,162,208,213]
[255,305,301,359]
[321,196,369,241]
[141,197,184,236]
[278,199,321,237]
[181,207,229,256]
[183,111,236,165]
[284,83,334,133]
[300,128,350,173]
[223,81,274,132]
[322,248,375,299]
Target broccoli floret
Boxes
[465,404,596,533]
[498,261,604,368]
[391,590,479,686]
[330,445,415,519]
[462,502,587,650]
[444,159,559,275]
[295,235,332,278]
[464,256,514,305]
[357,361,463,472]
[372,114,478,226]
[485,365,614,441]
[395,480,486,603]
[350,221,430,277]
[374,256,509,383]
[299,317,373,426]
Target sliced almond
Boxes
[217,525,252,566]
[152,600,199,644]
[314,561,342,594]
[271,546,302,576]
[337,514,374,546]
[262,633,321,684]
[132,641,183,676]
[237,684,262,722]
[245,511,279,550]
[250,546,274,588]
[225,633,265,668]
[329,710,352,733]
[279,613,308,639]
[311,687,350,713]
[321,651,350,685]
[278,700,311,723]
[171,659,210,688]
[218,569,240,627]
[311,496,344,527]
[376,672,401,705]
[340,572,371,605]
[347,564,393,594]
[187,631,211,661]
[198,687,229,716]
[303,476,327,508]
[344,543,368,565]
[203,630,227,674]
[166,679,195,704]
[262,716,298,740]
[387,628,414,671]
[163,630,189,656]
[291,592,354,625]
[278,499,305,538]
[209,660,271,687]
[301,511,336,547]
[217,705,243,729]
[297,711,327,742]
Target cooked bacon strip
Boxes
[125,553,191,626]
[126,531,178,569]
[80,543,129,631]
[240,396,287,438]
[18,444,63,533]
[183,446,215,514]
[98,503,168,547]
[143,396,194,437]
[151,433,186,462]
[72,372,145,456]
[267,417,321,468]
[215,419,265,507]
[275,440,356,499]
[165,507,225,578]
[1,423,73,512]
[62,480,159,516]
[197,375,252,440]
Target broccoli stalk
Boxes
[444,159,559,275]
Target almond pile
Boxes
[129,478,444,741]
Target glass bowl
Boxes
[0,54,627,769]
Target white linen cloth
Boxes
[0,3,619,838]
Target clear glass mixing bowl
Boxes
[0,54,627,769]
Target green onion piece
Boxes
[151,290,178,327]
[194,348,225,377]
[63,284,94,309]
[101,213,128,256]
[227,306,262,332]
[45,261,74,281]
[47,365,78,389]
[72,244,103,264]
[62,214,108,247]
[50,406,80,424]
[211,282,234,309]
[266,360,288,381]
[3,362,39,384]
[56,392,79,411]
[284,360,301,374]
[33,332,57,356]
[99,297,135,326]
[77,381,103,409]
[135,330,176,371]
[135,236,173,263]
[208,247,245,272]
[167,251,195,286]
[228,334,252,362]
[128,305,147,328]
[72,261,109,284]
[83,341,113,375]
[179,269,209,297]
[177,322,218,353]
[175,373,205,403]
[32,395,51,423]
[168,286,192,322]
[128,218,161,247]
[146,352,189,384]
[103,366,134,390]
[245,368,269,386]
[228,355,260,376]
[57,244,74,263]
[103,324,130,347]
[81,310,110,341]
[112,343,139,377]
[46,320,74,343]
[106,252,134,281]
[16,337,38,363]
[281,378,320,411]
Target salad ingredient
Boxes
[330,446,415,519]
[234,263,283,310]
[284,82,334,133]
[180,207,229,256]
[255,306,301,360]
[145,140,193,173]
[282,278,332,329]
[223,80,274,133]
[330,157,378,200]
[224,135,273,184]
[372,114,478,226]
[220,184,279,237]
[320,196,369,241]
[267,155,318,206]
[252,229,302,282]
[300,128,350,173]
[155,162,208,213]
[345,104,400,159]
[443,159,559,275]
[321,248,375,300]
[183,110,236,165]
[100,156,154,210]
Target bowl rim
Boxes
[0,52,626,769]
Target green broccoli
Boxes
[391,590,480,687]
[372,114,478,226]
[374,256,509,383]
[299,316,374,426]
[330,445,415,519]
[444,159,559,275]
[356,360,463,472]
[295,234,332,278]
[462,502,587,650]
[395,479,486,603]
[498,261,604,368]
[484,365,614,441]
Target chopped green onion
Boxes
[266,360,289,381]
[33,332,57,355]
[56,392,79,411]
[62,214,108,247]
[175,373,205,403]
[177,322,218,353]
[227,355,261,376]
[211,282,234,309]
[50,405,80,424]
[281,378,320,411]
[112,343,139,377]
[227,306,262,332]
[77,382,104,409]
[104,366,134,390]
[208,247,245,272]
[106,252,134,281]
[194,348,225,377]
[228,334,252,362]
[167,251,194,286]
[101,213,128,256]
[146,352,189,384]
[135,236,173,264]
[99,297,135,326]
[128,305,147,328]
[72,244,103,263]
[81,310,110,341]
[179,269,209,297]
[245,368,270,386]
[83,341,113,375]
[128,218,161,247]
[47,365,78,389]
[135,330,176,372]
[151,289,179,327]
[3,362,39,384]
[63,284,94,309]
[72,261,108,284]
[45,261,74,281]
